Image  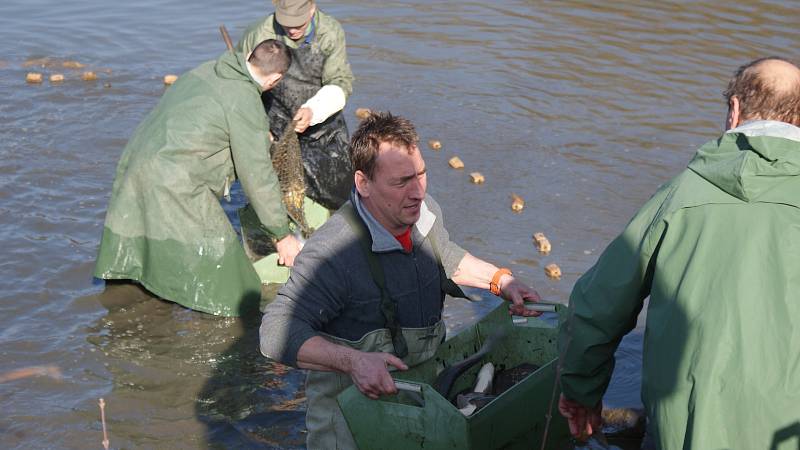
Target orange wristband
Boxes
[489,268,512,296]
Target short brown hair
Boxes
[248,39,292,75]
[349,112,419,179]
[723,56,800,126]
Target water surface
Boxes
[1,0,797,447]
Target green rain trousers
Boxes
[559,122,800,449]
[94,51,289,316]
[308,323,444,450]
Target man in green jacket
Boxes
[238,0,355,210]
[558,57,800,449]
[94,40,302,317]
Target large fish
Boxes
[432,328,508,401]
[271,122,311,237]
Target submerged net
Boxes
[271,123,310,237]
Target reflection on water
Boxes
[1,0,798,447]
[81,284,307,448]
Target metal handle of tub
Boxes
[509,302,559,314]
[393,380,425,407]
[510,302,560,325]
[523,302,559,313]
[394,380,422,394]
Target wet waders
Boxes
[304,203,465,449]
[266,18,353,211]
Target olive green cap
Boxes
[274,0,313,28]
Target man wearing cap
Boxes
[237,0,354,211]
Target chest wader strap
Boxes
[341,203,409,358]
[428,233,469,301]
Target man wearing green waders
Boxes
[237,0,355,210]
[558,57,800,449]
[94,40,302,316]
[260,113,544,449]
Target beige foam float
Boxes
[25,72,43,83]
[62,60,85,69]
[355,108,372,120]
[532,232,551,255]
[544,263,561,280]
[510,193,524,212]
[469,172,485,184]
[448,156,464,169]
[23,58,86,69]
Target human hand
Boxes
[499,275,543,317]
[275,234,302,267]
[348,351,408,400]
[558,394,602,442]
[293,107,313,133]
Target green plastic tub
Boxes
[337,303,572,449]
[238,197,330,284]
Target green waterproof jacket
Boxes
[559,121,800,449]
[237,10,354,97]
[94,51,289,316]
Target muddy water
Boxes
[1,0,798,448]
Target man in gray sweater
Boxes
[260,112,542,449]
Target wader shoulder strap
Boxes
[428,233,468,300]
[340,203,409,358]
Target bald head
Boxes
[724,56,800,127]
[753,58,800,91]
